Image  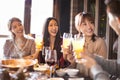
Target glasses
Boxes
[72,34,85,59]
[44,47,57,78]
[62,33,72,48]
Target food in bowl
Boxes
[66,68,79,77]
[56,68,66,76]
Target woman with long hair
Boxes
[38,17,70,68]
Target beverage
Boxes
[72,36,85,59]
[35,41,43,49]
[62,33,72,48]
[44,49,57,77]
[63,38,71,48]
[35,35,43,50]
[46,60,55,66]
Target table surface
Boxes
[0,66,93,80]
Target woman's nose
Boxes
[52,25,56,29]
[17,26,23,30]
[87,23,92,28]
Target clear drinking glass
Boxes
[35,35,43,51]
[72,34,85,60]
[44,47,57,78]
[62,33,72,48]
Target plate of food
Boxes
[1,59,37,68]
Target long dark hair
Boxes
[42,17,62,49]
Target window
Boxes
[30,0,53,35]
[0,0,24,35]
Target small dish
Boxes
[65,68,79,77]
[56,68,66,76]
[69,78,84,80]
[47,78,64,80]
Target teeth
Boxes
[19,30,22,32]
[17,31,23,33]
[51,31,56,33]
[87,29,92,32]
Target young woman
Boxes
[74,12,107,58]
[62,12,108,77]
[4,17,36,59]
[38,17,70,68]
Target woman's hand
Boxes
[67,54,75,64]
[77,53,97,69]
[23,50,40,59]
[61,45,72,60]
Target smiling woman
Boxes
[0,0,24,58]
[3,17,36,59]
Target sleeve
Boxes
[96,38,107,59]
[30,39,36,54]
[3,40,8,57]
[117,63,120,78]
[90,64,110,80]
[3,40,12,58]
[113,38,118,53]
[94,55,117,76]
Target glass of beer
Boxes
[62,33,72,48]
[72,34,85,59]
[35,35,43,51]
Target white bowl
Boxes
[47,78,64,80]
[56,69,66,76]
[66,68,79,77]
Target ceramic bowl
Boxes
[47,78,64,80]
[66,68,79,77]
[56,69,66,76]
